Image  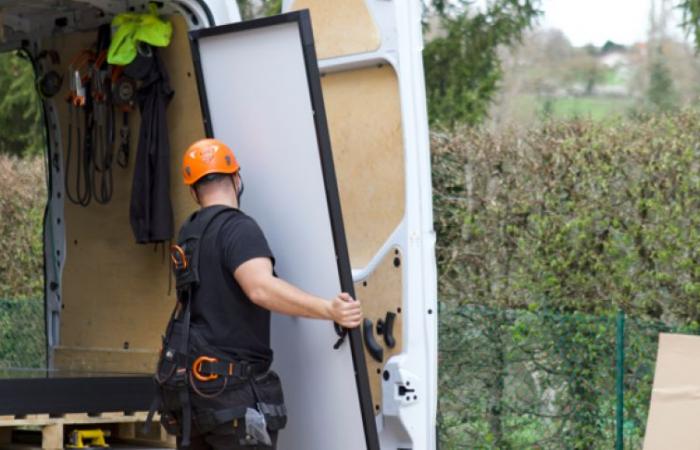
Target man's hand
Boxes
[328,293,362,328]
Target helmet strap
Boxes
[192,186,201,205]
[233,172,244,206]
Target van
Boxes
[0,1,436,449]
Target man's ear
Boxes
[232,173,241,194]
[189,186,199,205]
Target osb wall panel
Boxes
[290,0,380,59]
[54,347,158,373]
[321,65,405,268]
[355,248,403,415]
[52,15,201,371]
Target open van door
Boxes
[0,1,434,448]
[189,11,380,450]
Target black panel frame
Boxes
[189,11,380,450]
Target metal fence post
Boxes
[615,310,625,450]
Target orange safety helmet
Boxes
[182,138,240,186]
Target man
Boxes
[155,138,362,449]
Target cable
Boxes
[90,73,115,205]
[65,103,91,207]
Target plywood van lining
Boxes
[53,15,201,371]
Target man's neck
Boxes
[200,195,238,209]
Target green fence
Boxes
[438,304,700,449]
[0,297,692,448]
[0,298,46,369]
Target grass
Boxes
[546,96,636,120]
[504,95,637,125]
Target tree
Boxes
[601,40,626,54]
[647,55,678,110]
[680,0,700,47]
[236,0,281,19]
[235,1,541,127]
[0,52,43,158]
[423,0,542,127]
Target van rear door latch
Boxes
[382,362,420,416]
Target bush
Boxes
[0,155,46,300]
[438,303,697,449]
[433,111,700,322]
[0,298,46,369]
[433,110,700,447]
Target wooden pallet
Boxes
[0,411,175,450]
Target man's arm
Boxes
[234,257,363,329]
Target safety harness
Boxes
[146,205,286,446]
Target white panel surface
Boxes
[194,22,366,450]
[280,1,439,449]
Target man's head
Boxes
[182,139,243,207]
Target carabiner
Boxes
[192,356,219,382]
[170,244,188,270]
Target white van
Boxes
[0,1,437,449]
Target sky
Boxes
[537,0,687,47]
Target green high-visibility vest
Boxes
[108,3,173,66]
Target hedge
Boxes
[433,111,700,322]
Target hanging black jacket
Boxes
[128,47,174,244]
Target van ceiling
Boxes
[0,1,155,51]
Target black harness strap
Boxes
[178,288,193,446]
[146,206,236,445]
[195,359,269,379]
[143,390,161,434]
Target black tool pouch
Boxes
[191,370,287,435]
[252,371,288,431]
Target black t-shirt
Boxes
[189,206,275,364]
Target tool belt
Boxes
[145,206,287,446]
[154,324,287,440]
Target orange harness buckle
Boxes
[192,356,219,382]
[170,244,188,270]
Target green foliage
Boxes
[548,96,634,120]
[236,0,282,20]
[646,57,678,111]
[0,52,43,157]
[424,0,541,127]
[439,304,696,448]
[680,0,700,48]
[0,155,46,300]
[433,111,700,321]
[0,299,46,369]
[433,110,700,446]
[235,0,540,127]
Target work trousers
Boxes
[177,421,279,450]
